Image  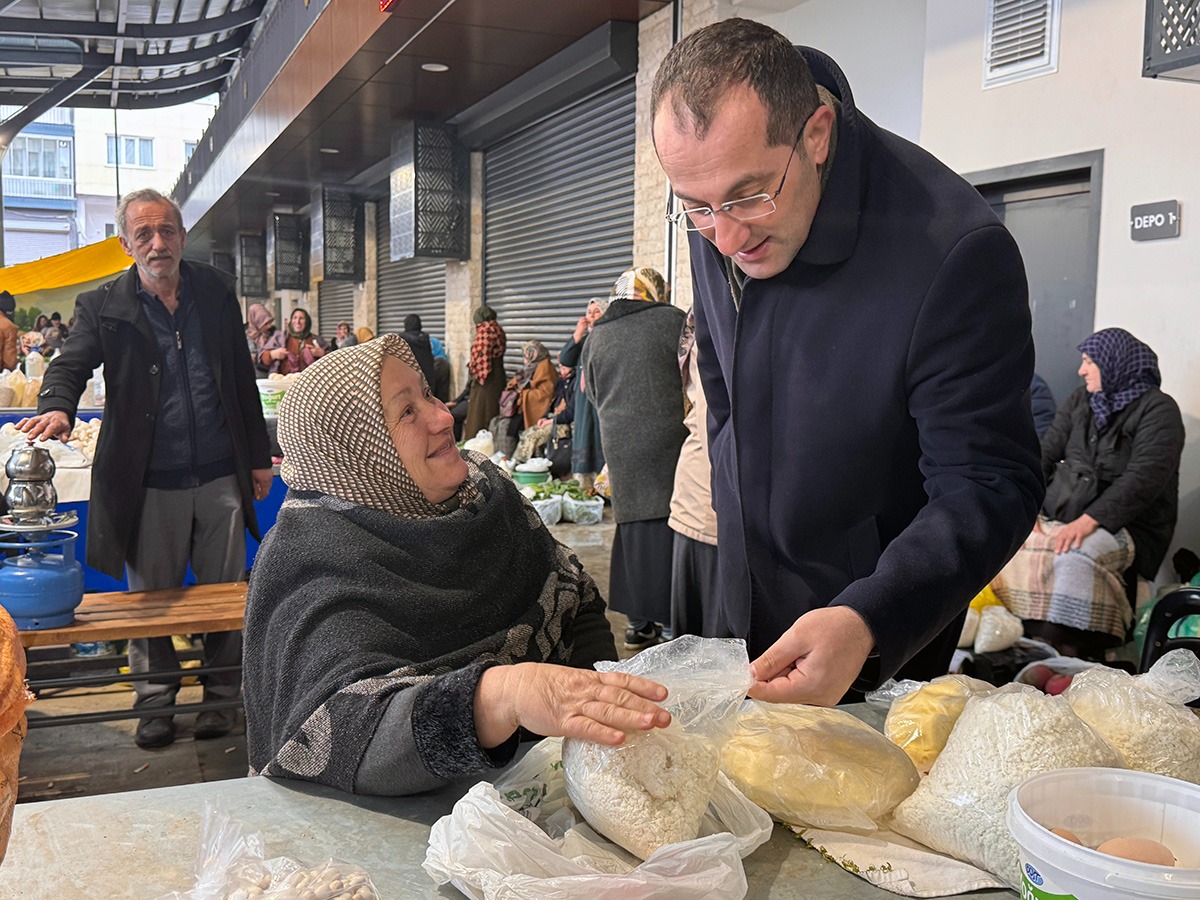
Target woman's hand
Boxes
[536,417,553,428]
[573,316,588,342]
[474,662,670,749]
[1053,513,1100,553]
[310,342,326,359]
[270,348,288,362]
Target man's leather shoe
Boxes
[135,715,176,749]
[194,708,236,740]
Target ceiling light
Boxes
[421,62,449,73]
[319,147,339,154]
[265,191,281,197]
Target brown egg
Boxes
[1050,827,1083,845]
[1096,837,1176,867]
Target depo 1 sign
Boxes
[1130,200,1181,241]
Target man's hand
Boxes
[748,606,876,706]
[251,467,274,501]
[15,410,70,443]
[1053,513,1099,553]
[474,662,670,749]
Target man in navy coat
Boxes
[651,19,1044,704]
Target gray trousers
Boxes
[125,474,245,708]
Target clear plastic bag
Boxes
[890,685,1123,888]
[863,678,923,709]
[973,605,1023,653]
[721,700,919,831]
[561,495,604,525]
[157,802,380,899]
[463,429,494,456]
[882,674,995,774]
[530,496,562,526]
[1064,648,1200,784]
[423,735,772,899]
[562,636,753,860]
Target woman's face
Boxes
[1079,353,1103,393]
[586,303,604,326]
[290,310,309,333]
[381,355,467,504]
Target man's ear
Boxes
[805,105,836,166]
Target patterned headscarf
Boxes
[278,333,480,520]
[610,267,669,304]
[469,313,506,384]
[245,303,275,347]
[1077,328,1161,433]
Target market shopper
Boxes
[245,303,277,376]
[993,329,1184,658]
[462,306,506,441]
[559,298,607,489]
[243,334,669,795]
[584,267,687,650]
[19,188,273,749]
[651,19,1043,703]
[399,313,438,389]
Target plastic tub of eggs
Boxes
[1008,768,1200,898]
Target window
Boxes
[106,135,154,167]
[184,140,197,162]
[984,0,1061,88]
[105,223,117,238]
[1,135,72,179]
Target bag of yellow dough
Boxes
[0,607,33,864]
[721,700,919,832]
[884,674,994,774]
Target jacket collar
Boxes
[794,46,864,267]
[593,298,664,325]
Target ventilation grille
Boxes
[1156,0,1200,55]
[984,0,1060,87]
[237,234,267,298]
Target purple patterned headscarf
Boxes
[1077,328,1160,433]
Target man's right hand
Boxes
[16,410,70,442]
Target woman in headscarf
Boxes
[512,340,558,429]
[992,328,1184,658]
[584,267,686,651]
[560,297,608,487]
[259,308,330,376]
[463,306,506,441]
[245,303,277,376]
[243,335,668,795]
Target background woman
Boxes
[259,308,329,376]
[584,268,686,650]
[463,306,506,441]
[245,303,276,376]
[243,335,668,795]
[993,328,1185,658]
[560,298,607,487]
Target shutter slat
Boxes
[316,280,355,336]
[375,202,447,340]
[483,79,635,374]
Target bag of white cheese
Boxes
[562,636,752,860]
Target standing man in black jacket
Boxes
[651,19,1044,704]
[20,188,273,749]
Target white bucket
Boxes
[1008,767,1200,899]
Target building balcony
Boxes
[3,175,75,201]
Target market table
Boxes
[0,702,1016,900]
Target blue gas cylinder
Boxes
[0,530,86,630]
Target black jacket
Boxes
[37,261,272,579]
[690,48,1044,687]
[400,330,438,390]
[1041,386,1183,579]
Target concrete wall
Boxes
[742,0,928,141]
[442,151,484,399]
[922,0,1200,563]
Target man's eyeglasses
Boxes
[665,128,804,233]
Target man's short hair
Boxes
[115,188,184,239]
[651,18,820,147]
[404,314,422,333]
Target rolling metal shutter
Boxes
[316,278,355,338]
[483,78,635,373]
[375,201,447,340]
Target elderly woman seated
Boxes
[992,328,1184,659]
[243,334,669,795]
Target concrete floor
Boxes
[17,509,624,805]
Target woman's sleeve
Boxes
[354,662,519,795]
[1085,394,1186,531]
[559,334,582,368]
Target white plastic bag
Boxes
[562,495,604,525]
[562,636,753,860]
[973,605,1023,653]
[463,429,494,456]
[530,496,562,527]
[423,735,771,900]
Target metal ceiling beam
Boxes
[0,59,232,92]
[0,34,244,69]
[0,64,103,147]
[0,2,264,41]
[61,81,224,109]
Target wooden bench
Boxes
[19,582,248,729]
[19,581,247,649]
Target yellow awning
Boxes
[0,237,132,294]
